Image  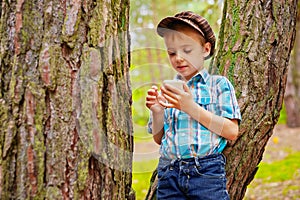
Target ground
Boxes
[245,124,300,200]
[134,124,300,199]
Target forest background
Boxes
[129,1,300,199]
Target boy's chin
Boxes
[179,71,198,81]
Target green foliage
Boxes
[278,102,287,124]
[133,123,153,142]
[130,0,223,32]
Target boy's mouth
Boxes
[177,65,188,71]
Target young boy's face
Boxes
[163,27,211,81]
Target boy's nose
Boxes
[175,53,184,62]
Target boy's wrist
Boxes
[151,106,165,115]
[183,101,199,116]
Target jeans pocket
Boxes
[193,161,225,179]
[157,165,170,180]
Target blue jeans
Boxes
[157,154,230,200]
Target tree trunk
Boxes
[284,2,300,128]
[0,0,134,199]
[212,0,297,199]
[145,0,297,199]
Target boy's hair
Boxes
[157,11,216,59]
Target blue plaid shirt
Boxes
[148,69,241,159]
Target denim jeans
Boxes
[157,154,230,200]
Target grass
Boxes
[132,159,158,200]
[254,151,300,182]
[246,151,300,199]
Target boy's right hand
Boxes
[146,85,165,113]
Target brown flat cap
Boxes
[157,11,216,59]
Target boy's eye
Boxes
[167,51,176,56]
[183,49,192,54]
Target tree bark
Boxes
[284,2,300,128]
[145,0,297,199]
[212,0,297,199]
[0,0,134,199]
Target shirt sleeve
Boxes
[216,77,242,122]
[147,112,153,134]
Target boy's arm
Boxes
[186,102,239,140]
[146,86,165,145]
[151,110,165,145]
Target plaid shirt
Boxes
[148,69,241,159]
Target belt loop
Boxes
[194,156,200,167]
[170,159,176,167]
[221,153,227,163]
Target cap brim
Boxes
[157,17,205,38]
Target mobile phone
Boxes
[163,80,185,91]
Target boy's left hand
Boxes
[160,83,196,114]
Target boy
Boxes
[146,11,241,199]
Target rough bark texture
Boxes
[145,1,297,200]
[0,0,134,199]
[284,3,300,128]
[213,0,297,199]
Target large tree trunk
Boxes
[0,0,134,199]
[145,1,297,200]
[284,3,300,128]
[212,0,297,199]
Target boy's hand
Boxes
[160,83,197,114]
[146,85,166,113]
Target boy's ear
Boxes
[203,42,211,58]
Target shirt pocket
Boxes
[194,86,219,115]
[194,84,216,106]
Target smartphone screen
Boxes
[163,80,184,91]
